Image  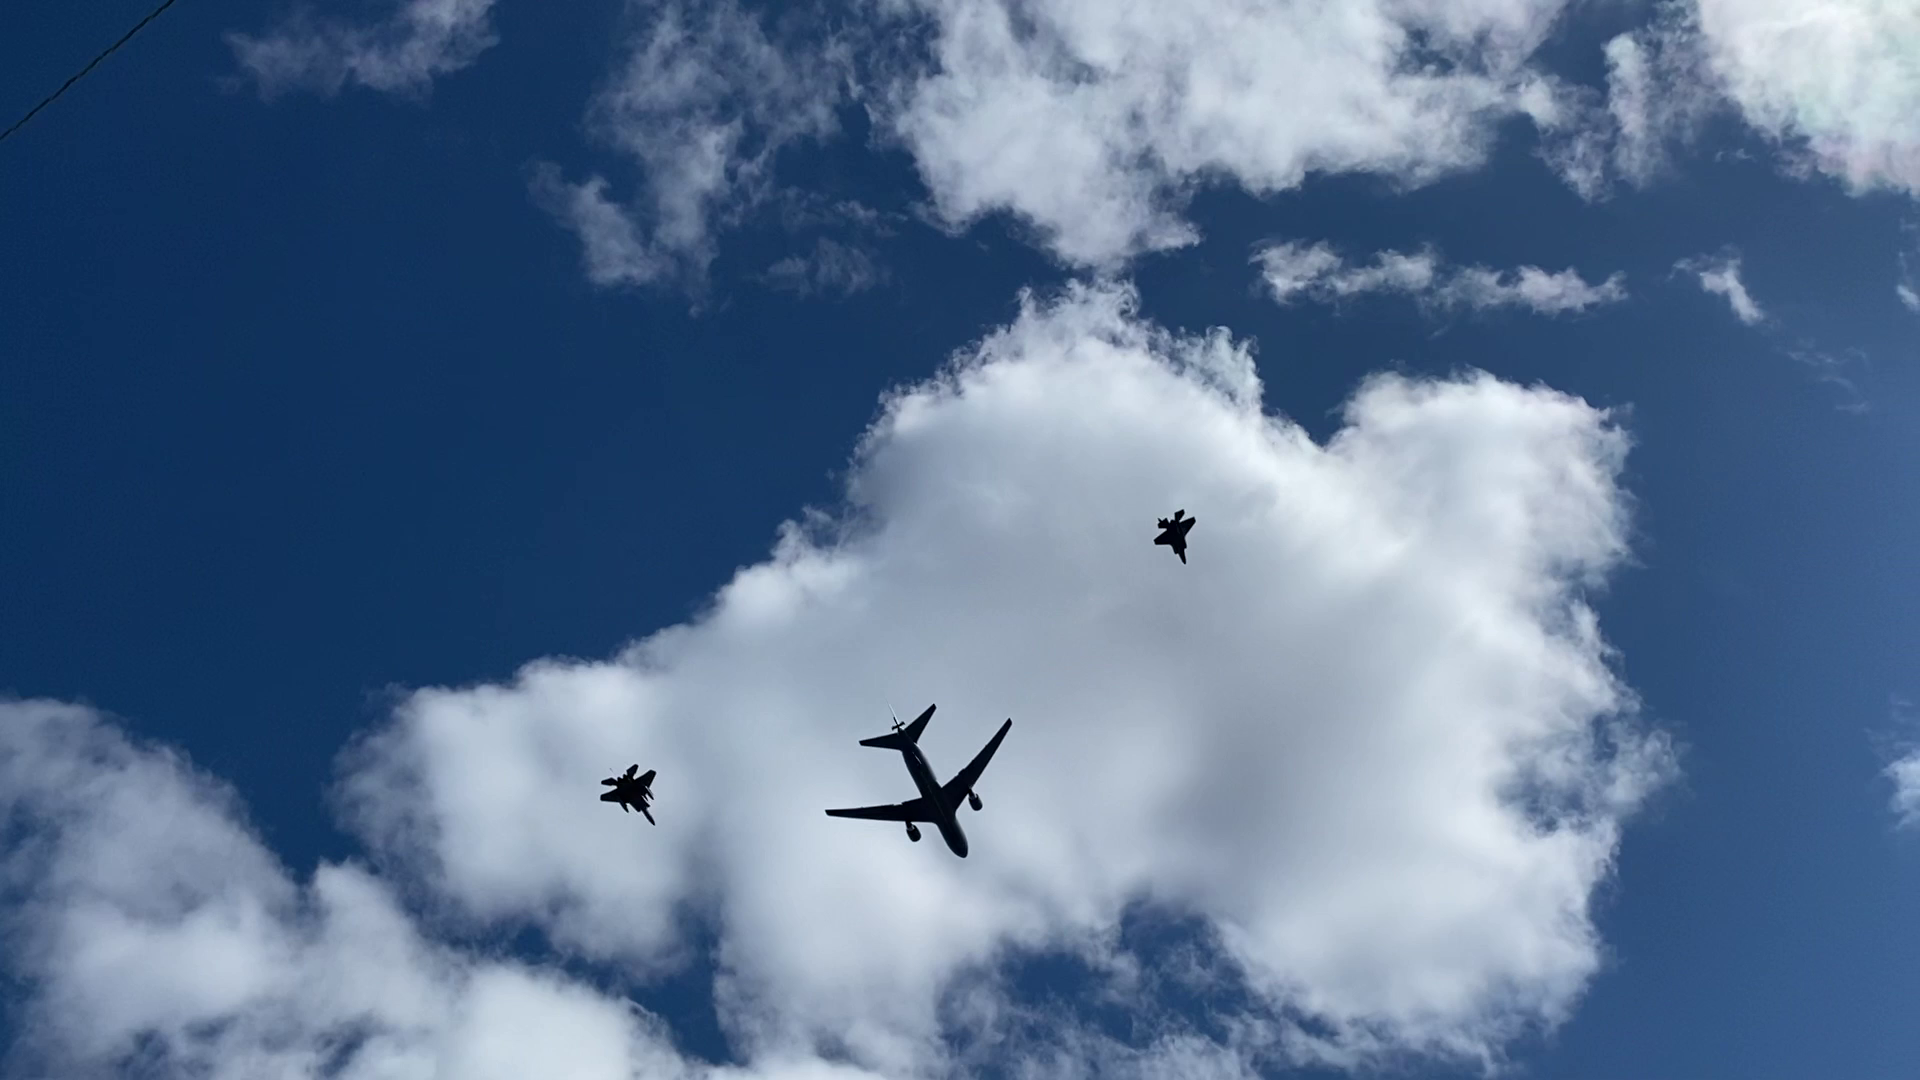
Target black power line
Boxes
[1,0,183,146]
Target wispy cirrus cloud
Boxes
[227,0,498,99]
[0,284,1673,1078]
[1256,241,1628,316]
[1898,239,1920,312]
[1891,754,1920,828]
[763,238,888,298]
[1883,697,1920,829]
[1675,250,1767,324]
[532,0,848,293]
[1670,250,1876,410]
[1597,11,1724,193]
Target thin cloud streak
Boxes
[1891,753,1920,828]
[227,0,498,98]
[1256,241,1629,315]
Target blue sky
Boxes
[3,1,1920,1077]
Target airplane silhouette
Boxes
[600,764,656,824]
[1154,509,1196,563]
[824,704,1011,857]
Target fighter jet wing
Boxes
[824,796,936,823]
[941,719,1012,811]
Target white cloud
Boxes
[764,238,888,297]
[227,0,498,98]
[1892,753,1920,829]
[533,0,847,291]
[1675,251,1766,324]
[1886,698,1920,829]
[535,0,1621,285]
[1560,1,1920,200]
[1782,342,1872,413]
[338,284,1669,1066]
[1256,241,1629,315]
[0,285,1673,1076]
[884,0,1587,267]
[1691,0,1920,198]
[1597,12,1725,192]
[0,698,883,1080]
[1900,283,1920,312]
[1522,79,1615,202]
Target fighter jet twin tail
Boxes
[1154,508,1196,564]
[603,509,1193,856]
[600,764,656,823]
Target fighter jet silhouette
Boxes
[1154,509,1196,563]
[600,764,656,824]
[824,704,1011,857]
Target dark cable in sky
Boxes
[0,0,183,146]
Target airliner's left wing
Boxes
[824,796,935,823]
[941,719,1012,811]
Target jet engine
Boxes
[967,791,982,811]
[905,822,921,842]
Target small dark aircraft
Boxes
[1154,509,1197,563]
[600,764,656,824]
[824,704,1011,857]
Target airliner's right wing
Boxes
[824,796,935,823]
[941,719,1012,811]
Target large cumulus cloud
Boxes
[2,284,1672,1077]
[1693,0,1920,197]
[342,284,1671,1063]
